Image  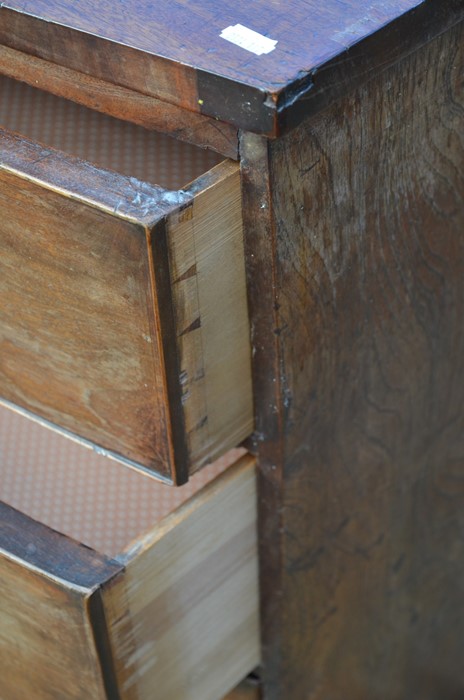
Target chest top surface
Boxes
[0,0,461,134]
[1,0,424,88]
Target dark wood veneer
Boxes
[242,20,464,700]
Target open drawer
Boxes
[0,75,253,484]
[0,404,260,700]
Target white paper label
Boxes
[220,24,277,55]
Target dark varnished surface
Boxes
[0,500,121,588]
[1,0,462,134]
[0,0,424,88]
[242,21,464,700]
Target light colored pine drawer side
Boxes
[166,161,253,474]
[102,456,260,700]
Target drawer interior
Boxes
[0,74,223,189]
[0,401,259,700]
[0,401,245,558]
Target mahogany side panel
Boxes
[242,22,464,700]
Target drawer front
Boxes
[0,501,123,700]
[0,128,253,483]
[0,454,259,700]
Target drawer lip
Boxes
[0,124,185,482]
[0,126,192,227]
[0,125,253,484]
[0,498,122,590]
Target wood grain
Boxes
[1,0,422,89]
[241,20,464,700]
[101,455,260,700]
[1,0,461,134]
[0,129,252,482]
[167,162,253,473]
[0,130,178,480]
[0,501,122,700]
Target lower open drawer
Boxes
[0,405,260,700]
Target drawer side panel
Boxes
[102,456,260,700]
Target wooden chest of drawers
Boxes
[0,1,463,699]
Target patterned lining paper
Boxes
[0,404,245,559]
[0,74,222,189]
[0,75,242,559]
